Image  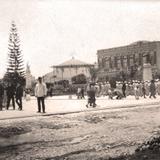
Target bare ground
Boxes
[0,106,160,160]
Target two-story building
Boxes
[97,41,160,80]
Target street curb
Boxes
[0,101,159,121]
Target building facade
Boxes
[97,41,160,81]
[43,57,94,84]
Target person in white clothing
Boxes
[35,77,47,113]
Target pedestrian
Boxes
[95,83,100,97]
[6,83,15,110]
[98,82,102,97]
[117,82,121,91]
[49,87,53,97]
[145,81,150,96]
[142,82,146,98]
[139,81,143,97]
[156,79,160,95]
[100,84,105,96]
[105,81,110,96]
[122,81,126,98]
[77,87,81,99]
[35,77,47,113]
[0,82,4,110]
[86,84,96,108]
[81,87,85,99]
[15,83,24,110]
[126,82,130,96]
[3,85,7,109]
[108,88,113,99]
[114,88,123,99]
[149,80,156,99]
[134,85,140,100]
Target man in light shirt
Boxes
[35,77,47,113]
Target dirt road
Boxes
[0,105,160,160]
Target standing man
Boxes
[122,81,126,98]
[149,80,156,99]
[35,77,47,113]
[142,82,146,98]
[0,81,4,110]
[81,87,85,99]
[156,79,160,95]
[15,83,24,110]
[134,85,140,100]
[6,83,15,110]
[77,87,81,99]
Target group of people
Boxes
[0,82,23,111]
[84,79,159,100]
[0,76,47,113]
[0,77,159,112]
[80,79,159,108]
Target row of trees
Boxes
[3,21,25,86]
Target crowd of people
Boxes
[0,77,159,112]
[76,79,160,108]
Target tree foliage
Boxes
[3,21,25,86]
[71,74,87,84]
[90,67,98,82]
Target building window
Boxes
[101,58,105,68]
[123,56,127,68]
[135,53,139,64]
[114,57,117,68]
[130,55,134,66]
[150,51,154,65]
[109,57,113,69]
[105,60,110,69]
[127,55,130,67]
[121,56,123,68]
[104,57,110,69]
[139,53,142,65]
[149,51,157,65]
[111,57,115,69]
[117,58,121,69]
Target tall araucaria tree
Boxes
[4,21,25,86]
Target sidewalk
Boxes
[0,95,160,120]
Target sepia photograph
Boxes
[0,0,160,159]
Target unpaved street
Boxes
[0,105,160,160]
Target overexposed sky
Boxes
[0,0,160,78]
